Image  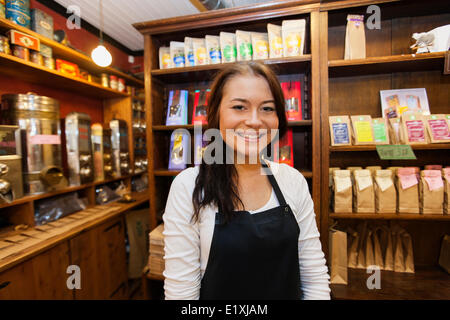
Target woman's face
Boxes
[219,74,279,162]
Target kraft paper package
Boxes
[282,19,306,57]
[444,168,450,214]
[329,167,340,210]
[420,170,444,214]
[192,38,208,66]
[344,14,366,60]
[329,116,352,146]
[267,23,283,58]
[329,224,348,284]
[350,115,374,145]
[424,114,450,143]
[372,118,390,145]
[439,234,450,274]
[220,32,237,63]
[236,30,252,62]
[392,225,415,273]
[333,170,353,213]
[365,166,382,177]
[159,46,171,69]
[346,226,359,268]
[355,222,368,269]
[205,35,221,64]
[388,117,403,144]
[396,167,420,214]
[371,227,386,270]
[401,112,428,145]
[353,169,375,213]
[251,32,269,60]
[374,170,397,213]
[169,41,185,68]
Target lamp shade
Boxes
[91,45,112,67]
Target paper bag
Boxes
[329,226,348,284]
[333,170,353,213]
[397,168,420,214]
[438,235,450,274]
[347,226,359,268]
[353,169,375,213]
[372,227,385,270]
[374,170,397,213]
[125,208,150,279]
[420,170,444,214]
[393,226,415,273]
[344,14,366,59]
[376,226,394,271]
[356,222,368,269]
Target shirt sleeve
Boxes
[295,174,331,300]
[162,169,201,300]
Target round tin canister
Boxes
[43,56,55,69]
[12,45,29,61]
[0,36,11,55]
[0,93,63,195]
[30,51,44,66]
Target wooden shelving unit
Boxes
[330,213,450,221]
[330,143,450,152]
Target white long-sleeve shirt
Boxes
[162,161,331,300]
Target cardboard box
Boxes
[56,59,80,77]
[8,29,40,51]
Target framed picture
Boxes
[380,88,430,118]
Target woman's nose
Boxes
[244,109,263,127]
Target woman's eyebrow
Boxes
[230,98,275,104]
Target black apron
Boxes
[199,163,301,300]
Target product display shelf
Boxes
[0,52,129,99]
[0,17,144,87]
[330,213,450,221]
[330,143,450,152]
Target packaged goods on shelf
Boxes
[148,223,164,277]
[35,192,87,225]
[5,0,30,28]
[374,170,396,213]
[444,168,450,215]
[396,168,420,214]
[329,115,351,146]
[170,41,185,68]
[184,37,197,67]
[30,8,54,39]
[0,0,5,19]
[205,35,221,64]
[281,81,303,122]
[158,46,171,69]
[372,118,390,145]
[365,166,382,177]
[7,29,40,51]
[274,128,293,167]
[192,89,210,125]
[353,169,375,213]
[168,131,189,170]
[401,112,428,145]
[30,50,42,65]
[166,90,188,125]
[420,170,444,214]
[350,115,374,145]
[267,23,283,58]
[380,88,430,119]
[219,32,236,63]
[251,32,269,60]
[0,35,10,54]
[192,37,207,66]
[0,152,23,204]
[56,59,80,77]
[388,117,403,144]
[328,225,347,284]
[392,225,415,273]
[282,19,305,57]
[109,75,118,90]
[424,114,450,143]
[91,123,104,182]
[344,15,365,60]
[11,44,28,60]
[236,30,252,61]
[411,24,450,54]
[333,170,352,213]
[110,119,131,177]
[194,132,208,166]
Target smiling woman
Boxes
[162,62,330,300]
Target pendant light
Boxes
[91,0,112,67]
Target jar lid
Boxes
[1,93,60,113]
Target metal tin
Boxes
[40,43,52,58]
[30,51,43,66]
[12,44,29,61]
[43,56,55,69]
[110,119,130,176]
[101,73,109,88]
[0,35,10,55]
[118,78,125,92]
[0,125,20,156]
[0,93,64,195]
[102,128,114,179]
[91,123,104,181]
[0,0,5,19]
[30,8,54,39]
[109,75,118,90]
[6,0,30,28]
[0,155,24,203]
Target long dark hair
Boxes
[192,62,287,222]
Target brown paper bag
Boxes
[438,235,450,274]
[401,231,415,273]
[374,170,397,213]
[420,170,444,214]
[365,166,382,177]
[329,226,348,284]
[364,229,375,267]
[353,169,375,213]
[443,168,450,215]
[393,230,405,272]
[372,227,385,270]
[356,222,368,269]
[329,116,352,146]
[378,225,394,271]
[392,226,415,273]
[397,168,420,214]
[347,227,359,269]
[334,170,353,213]
[344,14,366,60]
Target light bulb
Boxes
[91,45,112,67]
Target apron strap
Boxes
[262,160,288,207]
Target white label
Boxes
[357,176,373,191]
[375,177,393,192]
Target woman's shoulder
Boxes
[265,160,306,183]
[170,166,200,191]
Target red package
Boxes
[192,89,210,125]
[281,81,302,121]
[274,128,294,167]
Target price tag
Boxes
[376,145,416,160]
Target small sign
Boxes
[376,145,416,160]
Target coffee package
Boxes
[220,32,237,63]
[402,113,428,145]
[329,116,351,146]
[424,114,450,143]
[170,41,185,68]
[444,168,450,214]
[366,166,382,177]
[193,38,208,66]
[282,19,306,57]
[267,23,283,58]
[372,118,390,144]
[205,35,221,64]
[333,170,353,213]
[184,37,198,67]
[344,14,366,59]
[236,30,252,61]
[425,165,443,170]
[388,118,403,144]
[420,170,444,214]
[396,168,419,214]
[374,170,397,213]
[353,170,375,213]
[329,167,341,211]
[159,46,171,69]
[251,32,269,60]
[351,115,374,145]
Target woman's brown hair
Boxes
[192,61,287,222]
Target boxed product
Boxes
[372,118,390,145]
[170,41,185,68]
[56,59,80,77]
[424,114,450,143]
[329,116,351,146]
[281,81,302,122]
[205,35,221,64]
[192,89,210,125]
[30,8,54,39]
[374,170,397,213]
[396,168,420,214]
[353,169,375,213]
[443,168,450,214]
[168,131,189,170]
[193,38,208,66]
[184,37,196,67]
[39,43,52,58]
[219,32,236,63]
[194,132,208,166]
[251,32,269,60]
[420,170,444,214]
[274,128,293,167]
[267,23,283,58]
[166,90,188,125]
[402,113,428,145]
[350,115,374,145]
[344,15,366,60]
[8,29,40,51]
[380,88,430,118]
[159,46,171,69]
[236,30,252,61]
[333,170,352,213]
[282,19,306,57]
[388,118,403,144]
[5,0,30,28]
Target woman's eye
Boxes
[232,105,245,110]
[261,106,276,112]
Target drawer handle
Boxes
[0,281,11,290]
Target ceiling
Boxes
[53,0,274,52]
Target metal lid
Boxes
[1,93,60,113]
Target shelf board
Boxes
[330,144,450,152]
[154,168,313,178]
[151,55,312,83]
[0,52,130,99]
[152,120,313,131]
[331,266,450,300]
[0,17,144,87]
[328,52,447,77]
[330,213,450,221]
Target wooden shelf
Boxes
[331,266,450,300]
[330,213,450,221]
[151,55,312,83]
[328,52,447,77]
[0,52,129,99]
[152,120,313,131]
[330,144,450,152]
[0,17,144,87]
